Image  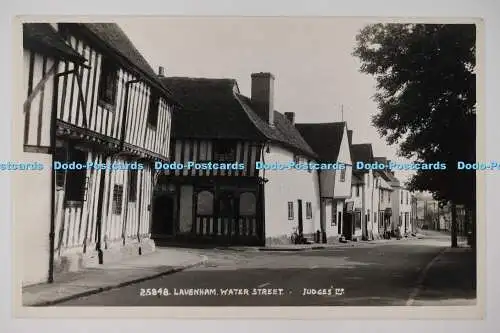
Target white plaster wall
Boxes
[333,128,352,198]
[370,174,381,237]
[391,186,401,230]
[400,189,412,232]
[15,50,54,286]
[263,145,321,238]
[14,154,52,286]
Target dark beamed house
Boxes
[154,73,322,246]
[20,23,178,285]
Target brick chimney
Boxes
[284,112,295,125]
[251,72,275,126]
[158,66,165,77]
[347,130,353,146]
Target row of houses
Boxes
[18,22,415,286]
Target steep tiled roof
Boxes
[160,76,317,158]
[351,143,374,173]
[75,23,177,102]
[374,156,401,186]
[23,23,86,63]
[160,77,266,140]
[295,122,346,162]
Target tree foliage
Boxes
[353,24,476,207]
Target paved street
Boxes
[58,234,476,306]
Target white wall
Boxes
[263,144,321,239]
[333,128,352,198]
[15,50,55,286]
[391,186,401,230]
[14,154,52,286]
[400,188,412,233]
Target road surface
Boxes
[59,234,476,306]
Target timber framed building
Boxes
[19,23,178,285]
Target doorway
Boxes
[297,199,304,236]
[217,190,236,241]
[337,211,342,234]
[152,194,175,237]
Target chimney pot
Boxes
[251,72,275,126]
[158,66,165,77]
[284,112,295,125]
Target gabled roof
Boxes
[351,143,374,173]
[160,76,317,158]
[23,23,86,64]
[374,156,400,186]
[295,122,346,162]
[69,23,177,103]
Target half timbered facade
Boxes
[20,23,176,284]
[18,23,88,286]
[156,73,321,246]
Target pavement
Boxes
[21,248,208,306]
[52,231,475,307]
[22,229,475,307]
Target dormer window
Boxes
[213,140,236,162]
[97,57,118,108]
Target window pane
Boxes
[112,184,124,215]
[65,148,87,201]
[196,190,213,215]
[239,192,256,216]
[128,170,137,202]
[213,140,236,161]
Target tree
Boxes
[353,24,476,247]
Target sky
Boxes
[117,17,415,183]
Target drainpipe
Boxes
[48,73,60,283]
[371,172,375,240]
[95,79,142,264]
[259,142,270,245]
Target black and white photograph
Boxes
[14,17,480,314]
